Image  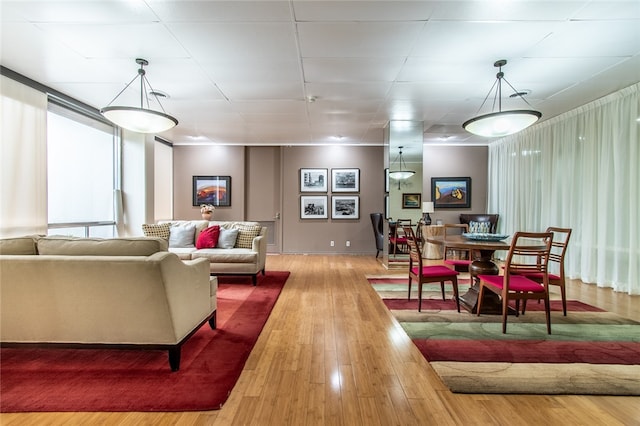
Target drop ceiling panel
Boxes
[148,0,292,22]
[292,1,436,21]
[167,22,299,61]
[525,21,640,58]
[302,58,406,82]
[297,22,424,57]
[35,23,189,59]
[305,82,390,100]
[411,21,557,61]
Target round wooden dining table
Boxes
[425,234,521,314]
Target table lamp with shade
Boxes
[422,201,434,225]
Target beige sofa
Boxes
[156,220,268,285]
[0,235,217,371]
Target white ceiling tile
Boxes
[147,1,292,22]
[305,82,390,100]
[303,58,406,82]
[292,1,436,21]
[297,22,424,57]
[525,21,640,58]
[167,22,299,60]
[35,22,190,59]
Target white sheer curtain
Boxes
[488,83,639,295]
[0,75,48,237]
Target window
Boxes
[47,101,119,237]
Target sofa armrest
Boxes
[252,231,268,272]
[157,254,215,340]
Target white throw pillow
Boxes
[217,228,239,249]
[169,223,196,248]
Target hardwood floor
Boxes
[2,254,639,425]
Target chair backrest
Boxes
[393,219,412,239]
[504,231,553,287]
[459,214,499,234]
[444,223,468,237]
[370,213,384,250]
[403,225,422,267]
[546,227,572,277]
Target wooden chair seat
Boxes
[477,231,554,334]
[404,226,461,313]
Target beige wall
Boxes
[172,145,246,221]
[423,145,489,226]
[170,144,488,254]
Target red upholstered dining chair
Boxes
[477,231,554,334]
[522,227,572,316]
[390,219,412,256]
[443,223,472,272]
[404,226,460,313]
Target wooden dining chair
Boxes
[404,226,460,312]
[443,223,472,272]
[477,231,554,334]
[522,227,572,316]
[390,219,412,256]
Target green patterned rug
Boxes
[370,276,640,395]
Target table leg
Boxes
[458,250,505,314]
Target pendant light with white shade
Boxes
[101,58,178,134]
[462,59,541,138]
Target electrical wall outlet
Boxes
[346,241,350,247]
[330,240,335,247]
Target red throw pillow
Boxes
[196,225,220,249]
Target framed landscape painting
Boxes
[193,175,231,207]
[431,177,471,208]
[300,195,328,219]
[331,195,359,220]
[331,168,360,192]
[300,168,328,192]
[402,193,421,209]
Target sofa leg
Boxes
[262,268,266,275]
[252,274,258,286]
[168,347,181,372]
[208,311,217,329]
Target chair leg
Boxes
[440,281,446,301]
[476,284,485,316]
[560,283,567,316]
[501,297,509,334]
[544,295,552,334]
[418,282,423,312]
[407,277,412,300]
[452,277,460,313]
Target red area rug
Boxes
[370,276,640,395]
[0,271,289,412]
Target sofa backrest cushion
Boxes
[37,236,168,256]
[196,225,220,249]
[0,236,39,255]
[217,228,239,249]
[168,223,196,248]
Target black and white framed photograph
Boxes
[384,168,389,193]
[331,168,360,192]
[300,195,328,219]
[331,195,359,219]
[300,168,328,192]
